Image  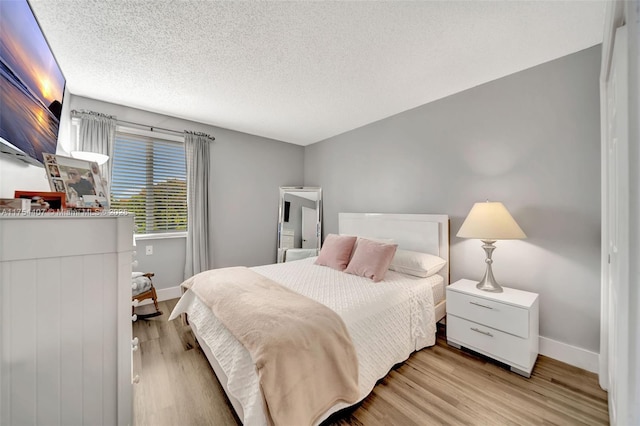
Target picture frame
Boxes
[43,154,109,210]
[14,191,66,212]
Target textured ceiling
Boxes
[29,0,606,145]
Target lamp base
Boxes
[476,278,503,293]
[476,240,503,293]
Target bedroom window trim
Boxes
[135,231,186,241]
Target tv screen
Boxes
[0,0,65,166]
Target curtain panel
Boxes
[71,110,117,191]
[184,131,214,279]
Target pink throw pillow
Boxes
[344,238,398,282]
[315,234,357,271]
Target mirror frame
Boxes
[277,186,322,263]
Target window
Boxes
[111,130,187,234]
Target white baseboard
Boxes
[157,286,182,301]
[137,285,182,305]
[539,336,599,373]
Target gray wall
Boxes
[304,46,601,352]
[69,96,304,289]
[134,237,186,291]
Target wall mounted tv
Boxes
[0,0,65,166]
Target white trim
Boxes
[601,0,633,421]
[137,285,182,306]
[599,0,626,392]
[539,336,599,374]
[135,232,187,241]
[156,286,183,301]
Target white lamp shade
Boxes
[70,151,109,165]
[457,201,526,240]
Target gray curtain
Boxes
[184,131,214,279]
[71,110,117,191]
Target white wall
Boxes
[0,159,50,198]
[305,46,602,356]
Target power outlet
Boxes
[145,245,153,255]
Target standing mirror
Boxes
[277,187,322,263]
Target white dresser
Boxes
[0,214,134,425]
[446,279,539,377]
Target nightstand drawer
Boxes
[447,289,529,338]
[447,315,531,368]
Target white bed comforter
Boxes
[170,257,438,425]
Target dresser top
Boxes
[0,212,130,220]
[448,278,539,308]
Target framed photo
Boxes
[44,154,109,210]
[14,191,66,212]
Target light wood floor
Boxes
[133,299,609,425]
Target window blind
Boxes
[111,132,187,234]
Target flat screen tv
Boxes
[0,0,65,166]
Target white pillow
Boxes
[388,249,447,278]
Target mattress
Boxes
[170,257,440,425]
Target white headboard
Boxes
[338,213,450,284]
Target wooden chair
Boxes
[132,272,162,318]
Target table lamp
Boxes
[457,201,526,292]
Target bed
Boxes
[169,213,450,425]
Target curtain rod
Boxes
[118,119,216,141]
[117,119,184,136]
[72,110,215,140]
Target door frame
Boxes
[599,0,623,392]
[599,1,639,424]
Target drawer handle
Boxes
[470,301,494,310]
[471,327,494,337]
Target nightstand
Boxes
[446,279,539,377]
